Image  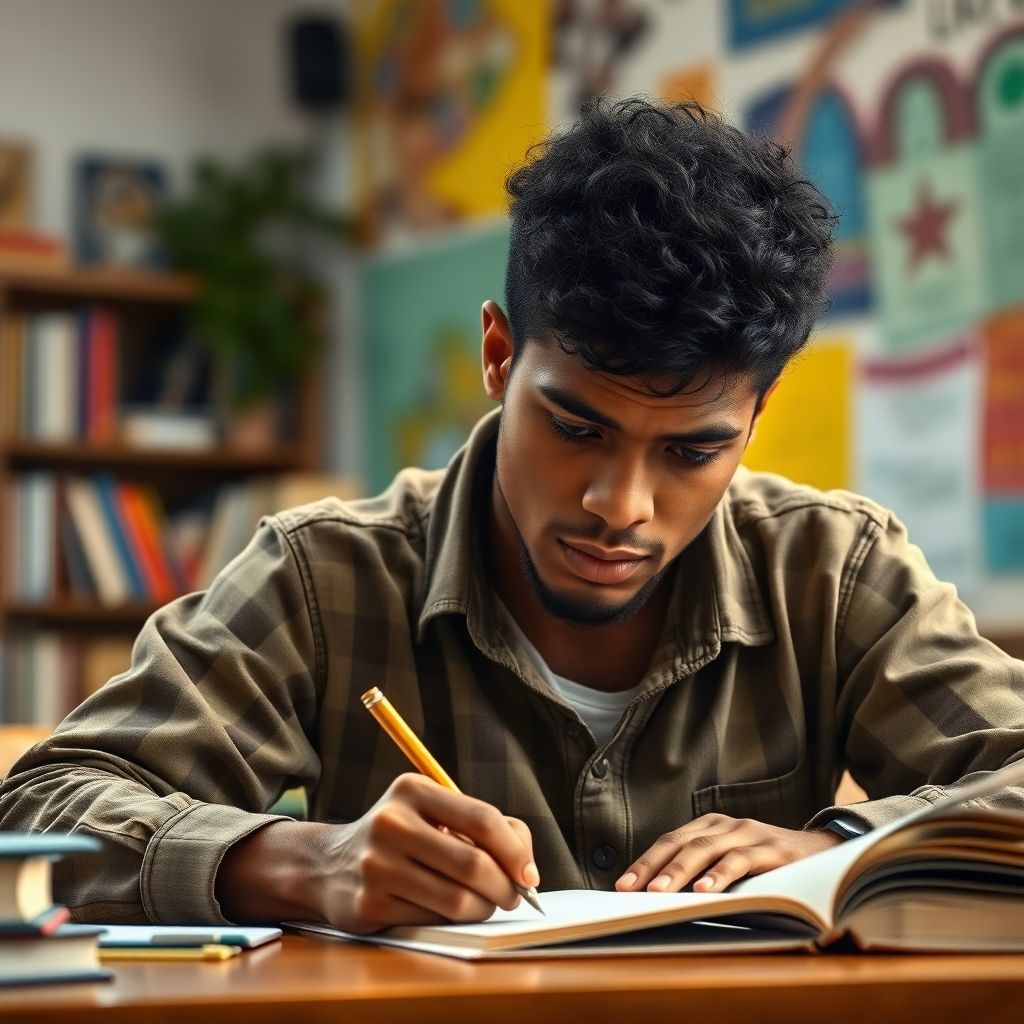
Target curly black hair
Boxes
[504,97,836,396]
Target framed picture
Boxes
[73,155,167,267]
[0,141,31,228]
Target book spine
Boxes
[116,483,176,602]
[63,478,130,604]
[76,310,90,439]
[129,485,179,601]
[87,309,119,443]
[92,475,145,600]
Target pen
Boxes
[360,686,545,915]
[98,944,243,962]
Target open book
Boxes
[290,758,1024,959]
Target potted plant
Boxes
[156,147,351,447]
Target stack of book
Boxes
[0,833,110,987]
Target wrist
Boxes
[216,818,338,924]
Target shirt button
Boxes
[566,720,581,737]
[591,758,609,780]
[592,844,617,870]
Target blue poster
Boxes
[729,0,901,50]
[361,222,510,492]
[984,500,1024,573]
[747,84,871,316]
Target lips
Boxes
[558,539,648,585]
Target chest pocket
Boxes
[691,756,815,831]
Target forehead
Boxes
[517,338,759,423]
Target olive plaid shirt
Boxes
[3,410,1023,924]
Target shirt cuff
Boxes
[140,801,290,924]
[805,793,936,834]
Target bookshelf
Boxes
[0,262,326,719]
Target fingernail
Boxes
[650,874,671,891]
[694,875,714,892]
[523,861,540,887]
[619,872,637,888]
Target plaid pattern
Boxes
[2,409,1023,924]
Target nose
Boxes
[580,455,655,532]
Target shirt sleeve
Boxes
[0,516,323,924]
[806,512,1024,833]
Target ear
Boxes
[481,300,515,402]
[746,380,779,446]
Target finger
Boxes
[361,846,500,924]
[382,801,522,910]
[395,775,540,890]
[615,817,729,892]
[504,817,540,887]
[692,844,781,893]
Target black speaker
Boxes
[287,14,350,111]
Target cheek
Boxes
[499,420,581,523]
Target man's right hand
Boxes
[216,773,539,934]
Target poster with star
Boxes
[866,60,987,349]
[361,222,508,492]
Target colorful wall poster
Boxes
[746,84,871,316]
[361,222,509,492]
[728,0,900,50]
[551,0,651,118]
[984,500,1024,573]
[983,307,1024,495]
[982,308,1024,573]
[742,339,852,491]
[866,60,987,349]
[975,27,1024,310]
[857,336,983,596]
[354,0,546,245]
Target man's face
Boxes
[489,333,764,627]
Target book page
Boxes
[374,887,828,951]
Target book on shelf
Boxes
[291,758,1024,959]
[0,228,67,270]
[12,473,56,603]
[63,477,132,604]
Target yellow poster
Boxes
[354,0,547,243]
[742,339,852,491]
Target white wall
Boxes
[0,0,359,475]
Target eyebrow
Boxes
[538,384,746,445]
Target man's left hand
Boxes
[614,815,843,894]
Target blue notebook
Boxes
[98,924,282,949]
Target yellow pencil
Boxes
[99,944,242,961]
[361,686,544,915]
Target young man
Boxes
[2,99,1023,933]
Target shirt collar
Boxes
[417,410,775,654]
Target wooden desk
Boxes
[3,935,1024,1024]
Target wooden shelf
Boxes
[0,262,197,309]
[3,440,309,475]
[985,630,1024,661]
[4,600,159,630]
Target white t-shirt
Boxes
[501,607,642,746]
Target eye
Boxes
[549,416,599,444]
[670,446,723,468]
